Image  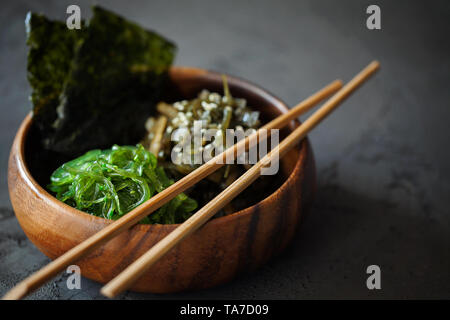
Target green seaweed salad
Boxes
[48,145,197,224]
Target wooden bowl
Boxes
[8,66,316,293]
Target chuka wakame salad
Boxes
[48,145,197,224]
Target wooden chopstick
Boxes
[2,80,342,300]
[100,61,380,298]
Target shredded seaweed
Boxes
[48,145,197,224]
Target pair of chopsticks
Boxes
[3,61,379,300]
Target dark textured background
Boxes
[1,0,449,299]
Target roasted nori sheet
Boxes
[25,12,85,137]
[26,6,176,157]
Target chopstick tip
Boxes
[100,285,117,299]
[334,79,344,88]
[370,60,381,70]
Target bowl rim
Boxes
[13,66,307,232]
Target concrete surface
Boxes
[0,0,449,299]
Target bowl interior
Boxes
[23,66,301,221]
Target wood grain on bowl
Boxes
[8,67,316,293]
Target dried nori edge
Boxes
[25,12,85,136]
